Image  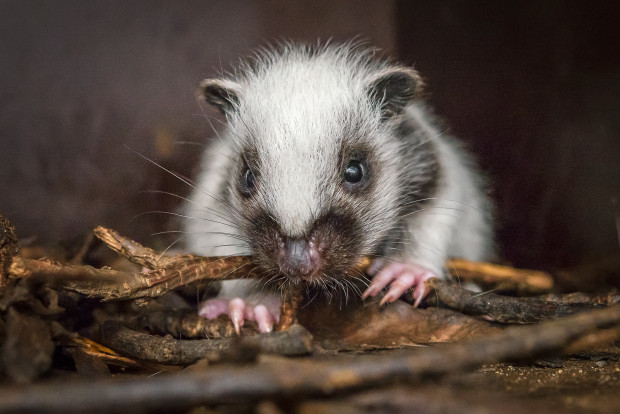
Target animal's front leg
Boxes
[362,260,437,307]
[362,206,453,306]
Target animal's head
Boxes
[198,43,428,289]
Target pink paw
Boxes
[361,261,437,307]
[198,295,281,334]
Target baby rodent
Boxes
[183,42,494,333]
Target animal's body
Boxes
[183,43,494,332]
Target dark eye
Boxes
[239,166,256,197]
[344,160,364,184]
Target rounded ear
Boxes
[197,78,242,115]
[367,67,423,119]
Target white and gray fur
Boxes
[183,43,494,299]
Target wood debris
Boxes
[0,215,618,413]
[0,306,618,413]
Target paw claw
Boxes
[413,283,428,308]
[365,261,437,305]
[198,295,281,334]
[229,298,246,335]
[378,292,393,306]
[254,304,274,333]
[361,286,376,300]
[362,263,404,299]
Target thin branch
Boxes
[447,258,553,294]
[10,253,256,301]
[427,279,603,323]
[100,321,313,365]
[9,226,552,303]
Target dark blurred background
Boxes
[1,0,618,276]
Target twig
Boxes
[536,291,620,305]
[128,309,239,339]
[0,305,618,413]
[275,284,304,331]
[100,321,313,364]
[92,226,178,269]
[10,253,256,301]
[447,258,553,294]
[10,226,552,303]
[427,279,603,323]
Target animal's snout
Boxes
[277,237,321,278]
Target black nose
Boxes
[277,238,321,277]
